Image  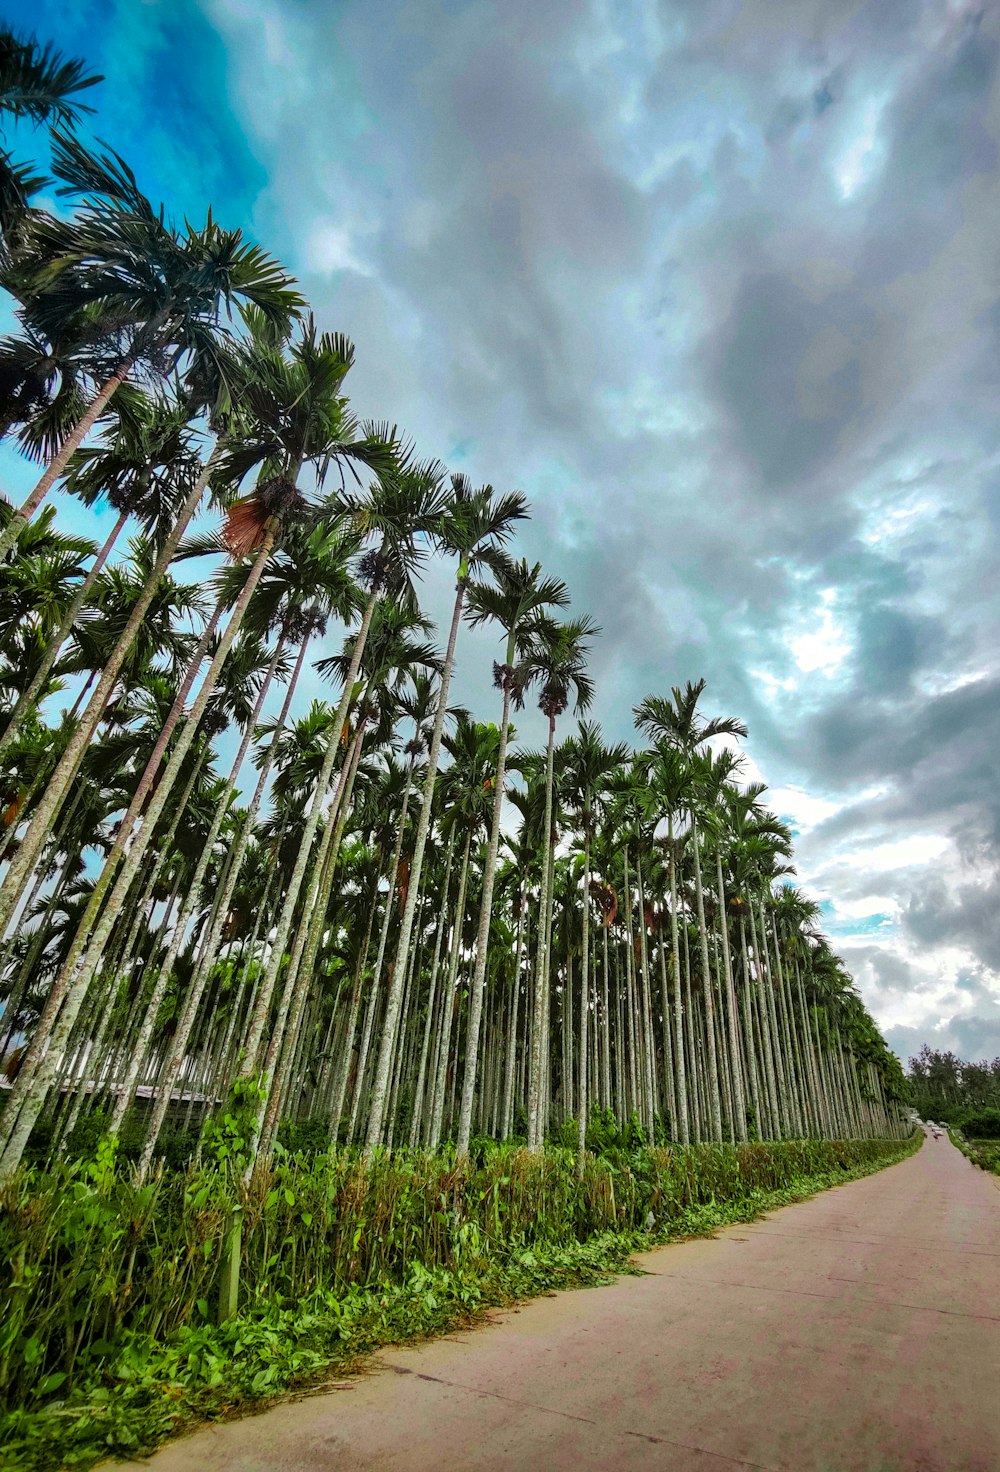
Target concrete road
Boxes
[113,1136,1000,1472]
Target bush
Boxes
[960,1109,1000,1140]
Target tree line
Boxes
[906,1044,1000,1120]
[0,27,907,1181]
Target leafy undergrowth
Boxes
[951,1132,1000,1176]
[0,1134,919,1472]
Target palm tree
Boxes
[0,391,201,756]
[451,561,571,1159]
[634,681,747,1143]
[0,327,308,947]
[0,329,393,1174]
[0,135,302,559]
[363,474,527,1151]
[233,462,441,1153]
[0,26,101,238]
[518,615,598,1152]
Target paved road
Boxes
[115,1136,1000,1472]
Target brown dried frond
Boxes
[222,495,271,558]
[3,1046,25,1082]
[590,880,618,928]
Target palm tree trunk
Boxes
[365,576,467,1150]
[238,587,380,1098]
[108,636,285,1137]
[329,900,378,1143]
[667,824,689,1144]
[428,829,472,1148]
[455,680,518,1156]
[250,719,366,1168]
[715,853,747,1142]
[408,831,455,1148]
[525,709,556,1152]
[0,355,136,561]
[19,593,227,1077]
[690,815,722,1142]
[0,509,129,758]
[500,898,526,1138]
[657,939,678,1138]
[0,441,222,935]
[0,526,275,1176]
[575,829,592,1174]
[635,845,657,1136]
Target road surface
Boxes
[113,1135,1000,1472]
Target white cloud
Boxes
[787,590,852,676]
[834,93,889,199]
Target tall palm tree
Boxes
[0,331,392,1174]
[517,615,598,1152]
[634,681,747,1143]
[451,562,571,1159]
[363,474,527,1150]
[0,135,302,559]
[0,332,309,946]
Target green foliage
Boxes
[275,1117,331,1155]
[959,1109,1000,1140]
[200,1078,266,1170]
[0,1134,918,1470]
[906,1045,1000,1118]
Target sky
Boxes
[3,0,1000,1067]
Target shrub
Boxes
[960,1109,1000,1140]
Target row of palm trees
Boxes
[0,27,907,1179]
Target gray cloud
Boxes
[200,0,1000,1051]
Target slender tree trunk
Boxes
[455,674,515,1159]
[108,637,285,1137]
[690,815,722,1141]
[240,586,380,1081]
[0,526,275,1175]
[428,830,472,1148]
[526,710,556,1151]
[0,509,129,758]
[0,442,222,934]
[408,832,455,1148]
[576,830,592,1174]
[365,576,467,1150]
[0,356,136,561]
[667,825,689,1144]
[251,720,366,1167]
[715,853,747,1142]
[500,897,526,1139]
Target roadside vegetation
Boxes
[0,1131,919,1471]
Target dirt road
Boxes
[113,1136,1000,1471]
